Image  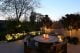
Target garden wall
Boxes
[53,29,80,41]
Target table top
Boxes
[33,35,59,43]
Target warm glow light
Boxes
[41,26,52,33]
[46,34,49,39]
[58,36,63,42]
[37,31,41,35]
[43,34,49,39]
[17,25,21,28]
[14,35,19,39]
[43,34,46,38]
[30,31,36,35]
[5,34,13,40]
[5,33,27,40]
[69,30,72,37]
[12,33,25,39]
[23,32,27,35]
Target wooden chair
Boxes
[50,43,64,53]
[37,42,53,53]
[24,40,37,53]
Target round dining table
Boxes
[33,35,59,43]
[33,35,60,53]
[33,35,67,53]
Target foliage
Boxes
[6,20,21,33]
[70,37,79,45]
[0,32,6,41]
[60,14,80,30]
[66,36,71,43]
[0,0,39,21]
[0,11,53,41]
[66,36,79,45]
[30,11,36,22]
[29,14,53,31]
[29,11,43,31]
[41,15,53,28]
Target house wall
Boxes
[64,29,80,40]
[53,28,80,40]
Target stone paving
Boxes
[0,36,80,53]
[0,40,24,53]
[67,44,80,53]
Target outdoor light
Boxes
[23,31,27,35]
[6,34,13,40]
[37,31,41,35]
[14,35,19,39]
[58,36,63,42]
[41,26,52,34]
[30,31,36,35]
[45,34,49,39]
[17,25,21,27]
[12,34,15,36]
[43,34,49,39]
[43,34,46,38]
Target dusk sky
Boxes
[0,0,80,21]
[36,0,80,21]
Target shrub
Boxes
[65,36,79,45]
[65,36,71,43]
[70,37,79,45]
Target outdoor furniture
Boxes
[33,35,58,43]
[33,35,67,53]
[24,36,37,53]
[51,42,67,53]
[33,35,59,53]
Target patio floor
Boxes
[67,44,80,53]
[0,37,80,53]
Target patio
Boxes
[0,36,80,53]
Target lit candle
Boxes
[43,34,46,38]
[58,36,63,42]
[45,34,49,39]
[43,34,49,39]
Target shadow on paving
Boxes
[0,40,24,53]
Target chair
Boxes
[56,44,63,53]
[50,43,63,53]
[37,42,53,53]
[24,42,32,53]
[24,39,37,53]
[61,43,67,53]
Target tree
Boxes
[60,14,80,37]
[0,0,39,21]
[29,11,44,31]
[30,11,36,22]
[41,15,53,28]
[6,20,21,33]
[60,14,80,30]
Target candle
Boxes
[45,34,49,39]
[43,34,49,39]
[43,34,46,38]
[58,36,63,42]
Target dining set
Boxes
[24,34,67,53]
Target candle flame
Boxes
[58,36,63,42]
[43,34,49,39]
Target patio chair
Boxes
[50,42,67,53]
[24,36,38,53]
[37,42,53,53]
